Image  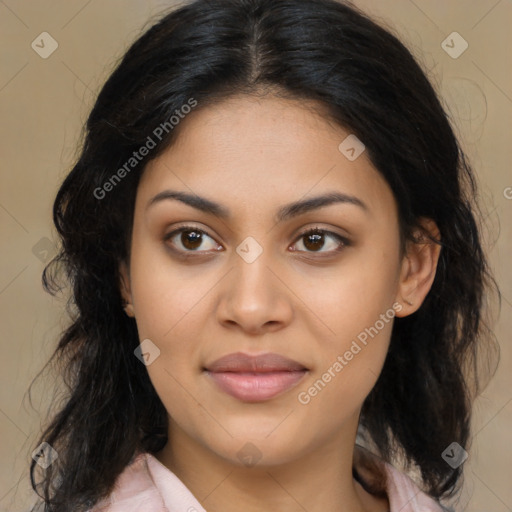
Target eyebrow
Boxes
[146,189,368,223]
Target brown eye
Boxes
[303,231,325,251]
[164,225,219,253]
[180,229,203,250]
[292,228,349,254]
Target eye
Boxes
[163,225,221,253]
[290,227,349,254]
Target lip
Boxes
[204,352,308,402]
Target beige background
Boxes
[0,0,511,510]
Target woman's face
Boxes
[121,93,411,467]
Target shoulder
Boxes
[354,445,452,512]
[383,461,452,512]
[87,452,167,512]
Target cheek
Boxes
[131,275,214,379]
[295,302,395,431]
[303,245,400,344]
[295,246,399,404]
[128,225,216,340]
[128,253,214,429]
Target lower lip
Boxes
[205,370,307,402]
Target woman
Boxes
[29,0,498,510]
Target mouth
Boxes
[203,352,309,402]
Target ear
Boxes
[119,260,135,317]
[394,218,441,318]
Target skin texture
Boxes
[119,94,441,512]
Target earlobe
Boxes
[119,261,135,317]
[395,218,441,317]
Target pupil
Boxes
[182,230,202,250]
[304,233,324,251]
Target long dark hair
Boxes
[29,0,499,510]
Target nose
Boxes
[216,245,293,335]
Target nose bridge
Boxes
[217,233,291,331]
[232,234,275,298]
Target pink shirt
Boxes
[88,451,447,511]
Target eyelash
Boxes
[163,224,350,257]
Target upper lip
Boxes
[204,352,308,372]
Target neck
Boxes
[155,418,389,512]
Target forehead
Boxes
[137,94,397,225]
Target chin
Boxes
[206,428,309,469]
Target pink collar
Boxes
[90,451,446,512]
